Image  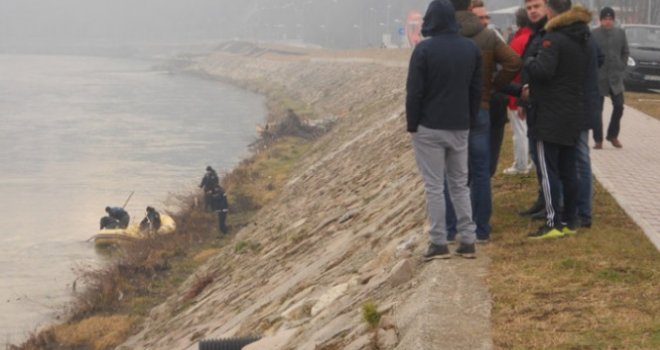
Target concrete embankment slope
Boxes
[118,44,493,350]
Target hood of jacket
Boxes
[545,5,592,43]
[421,0,458,37]
[454,10,484,38]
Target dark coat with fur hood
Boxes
[524,5,592,146]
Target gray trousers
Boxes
[412,126,476,245]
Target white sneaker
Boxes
[526,162,535,172]
[503,167,526,175]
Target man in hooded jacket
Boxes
[406,0,481,260]
[524,0,592,239]
[445,0,521,243]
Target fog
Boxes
[0,0,248,47]
[0,0,524,53]
[3,0,658,54]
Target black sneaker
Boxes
[455,243,476,259]
[529,208,547,221]
[423,243,450,261]
[518,200,544,217]
[578,218,592,228]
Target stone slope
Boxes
[118,44,492,350]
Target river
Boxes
[0,54,266,343]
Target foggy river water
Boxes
[0,54,266,342]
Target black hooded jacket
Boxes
[405,0,482,132]
[524,6,592,146]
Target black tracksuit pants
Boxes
[536,140,577,228]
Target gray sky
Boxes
[0,0,250,46]
[0,0,529,50]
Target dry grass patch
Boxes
[624,91,660,120]
[51,315,139,350]
[489,127,660,349]
[193,248,221,263]
[15,315,138,350]
[223,136,311,212]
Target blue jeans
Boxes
[576,131,592,225]
[447,109,492,240]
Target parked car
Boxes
[623,24,660,91]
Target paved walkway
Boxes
[591,100,660,250]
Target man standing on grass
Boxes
[503,7,533,176]
[592,7,629,149]
[524,0,591,239]
[406,0,481,260]
[516,0,550,220]
[445,0,521,244]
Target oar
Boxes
[122,190,135,209]
[86,191,135,242]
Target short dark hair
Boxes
[450,0,471,11]
[515,7,531,27]
[546,0,571,14]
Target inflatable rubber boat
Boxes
[92,214,176,248]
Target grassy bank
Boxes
[488,126,660,349]
[625,91,660,120]
[10,107,315,350]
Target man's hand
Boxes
[521,84,530,101]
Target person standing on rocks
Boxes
[406,0,482,260]
[199,166,219,211]
[210,185,229,235]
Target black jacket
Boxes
[525,6,592,146]
[502,17,549,100]
[519,17,548,89]
[199,170,219,192]
[582,37,604,131]
[211,186,228,211]
[406,0,482,132]
[140,210,161,231]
